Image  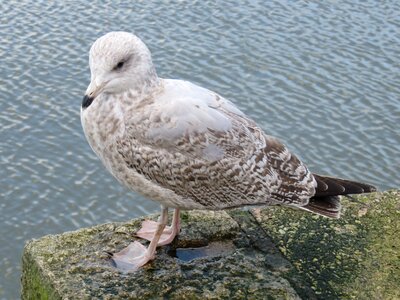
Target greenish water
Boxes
[1,1,399,298]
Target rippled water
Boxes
[1,1,399,298]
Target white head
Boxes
[83,32,158,109]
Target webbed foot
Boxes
[111,241,153,271]
[136,209,180,246]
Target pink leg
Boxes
[136,208,180,246]
[111,206,169,271]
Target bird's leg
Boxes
[136,208,180,246]
[111,206,169,271]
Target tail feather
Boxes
[313,174,376,197]
[301,174,376,219]
[302,195,341,219]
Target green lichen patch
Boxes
[253,190,400,299]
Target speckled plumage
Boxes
[81,32,375,218]
[81,33,316,212]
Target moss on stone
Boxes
[22,210,302,299]
[21,246,61,300]
[253,190,400,299]
[22,191,398,299]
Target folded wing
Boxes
[116,80,316,209]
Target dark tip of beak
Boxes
[82,95,94,109]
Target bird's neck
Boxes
[120,69,162,108]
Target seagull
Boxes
[81,31,376,270]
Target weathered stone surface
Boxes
[253,190,400,299]
[22,191,399,299]
[22,210,309,299]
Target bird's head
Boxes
[82,31,157,109]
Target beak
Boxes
[82,78,105,109]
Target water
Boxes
[1,0,399,298]
[169,241,236,262]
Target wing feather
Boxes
[116,80,315,209]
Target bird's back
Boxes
[111,79,316,210]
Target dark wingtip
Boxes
[302,195,342,219]
[313,174,377,197]
[364,184,377,193]
[82,95,94,109]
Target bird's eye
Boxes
[114,61,125,70]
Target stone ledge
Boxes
[254,190,400,299]
[21,191,399,299]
